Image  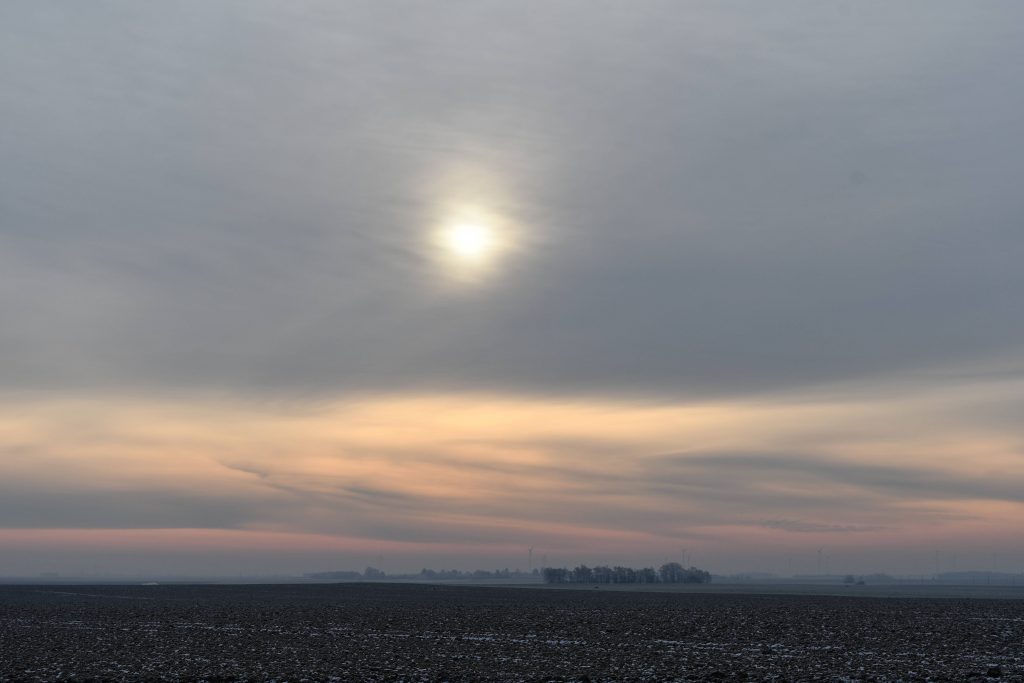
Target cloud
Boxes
[3,1,1024,575]
[757,520,885,534]
[1,1,1023,399]
[662,453,1024,506]
[1,377,1022,573]
[0,489,277,530]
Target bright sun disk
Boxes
[443,222,494,261]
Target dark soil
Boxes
[1,583,1022,681]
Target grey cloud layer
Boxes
[758,520,885,534]
[3,1,1024,397]
[666,453,1024,506]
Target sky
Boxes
[2,1,1023,578]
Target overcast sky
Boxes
[2,1,1023,577]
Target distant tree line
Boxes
[415,568,535,580]
[305,563,712,584]
[305,567,539,581]
[542,562,711,585]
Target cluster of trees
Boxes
[542,562,711,585]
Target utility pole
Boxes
[528,546,535,572]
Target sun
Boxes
[441,222,496,263]
[429,204,518,285]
